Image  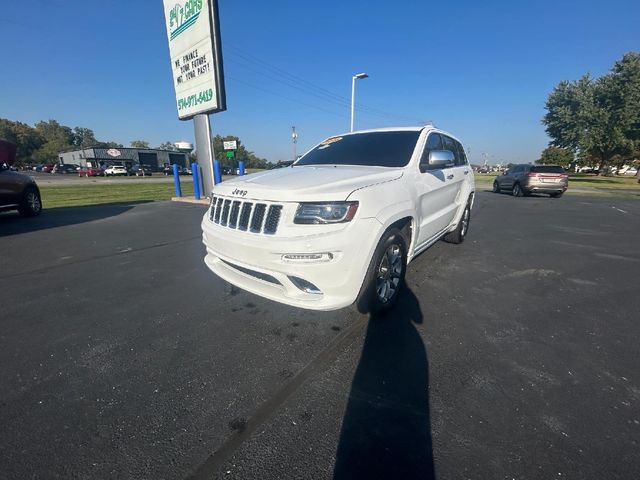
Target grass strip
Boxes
[40,182,195,209]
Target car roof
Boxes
[341,125,464,144]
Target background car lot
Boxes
[0,193,638,479]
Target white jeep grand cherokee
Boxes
[201,127,474,313]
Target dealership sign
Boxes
[223,140,237,150]
[106,149,121,157]
[163,0,226,119]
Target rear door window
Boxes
[454,140,468,166]
[442,135,460,165]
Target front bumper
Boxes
[201,211,382,311]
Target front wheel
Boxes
[355,228,407,314]
[492,181,500,193]
[18,187,42,217]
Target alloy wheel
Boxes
[513,184,521,196]
[460,206,470,237]
[27,191,41,213]
[375,244,403,304]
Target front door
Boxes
[414,132,462,248]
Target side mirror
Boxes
[420,150,455,172]
[428,150,455,168]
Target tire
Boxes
[512,183,524,197]
[492,181,500,193]
[550,192,563,198]
[444,202,471,244]
[18,187,42,217]
[355,228,407,314]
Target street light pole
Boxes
[350,72,368,132]
[291,126,298,162]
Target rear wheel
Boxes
[18,187,42,217]
[512,183,524,197]
[444,202,471,244]
[355,228,407,314]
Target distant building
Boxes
[58,147,189,172]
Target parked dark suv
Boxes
[493,164,568,197]
[0,163,42,216]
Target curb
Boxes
[171,196,210,205]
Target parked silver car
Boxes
[493,164,568,197]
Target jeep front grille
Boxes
[210,196,283,235]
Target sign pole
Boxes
[163,0,226,198]
[193,114,215,196]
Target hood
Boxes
[0,169,36,185]
[212,165,403,202]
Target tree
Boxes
[536,146,574,167]
[157,141,177,151]
[130,140,150,149]
[72,127,97,148]
[543,52,640,174]
[33,120,75,164]
[94,141,124,149]
[0,117,126,165]
[35,120,74,146]
[212,135,268,169]
[0,119,44,166]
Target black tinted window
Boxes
[442,136,460,165]
[455,140,467,166]
[425,133,443,151]
[420,133,443,164]
[296,131,420,168]
[531,165,565,174]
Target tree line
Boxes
[0,119,124,166]
[0,119,269,169]
[541,52,640,174]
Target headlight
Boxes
[294,202,359,224]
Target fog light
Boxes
[282,253,333,263]
[288,276,322,295]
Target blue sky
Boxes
[1,0,638,164]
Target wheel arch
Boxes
[370,212,415,268]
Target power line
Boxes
[225,75,381,131]
[225,74,348,119]
[224,44,424,125]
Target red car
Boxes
[78,167,105,177]
[42,164,55,173]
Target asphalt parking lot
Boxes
[1,192,638,479]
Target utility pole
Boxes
[291,126,298,161]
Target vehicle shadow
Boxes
[0,202,149,237]
[333,287,435,479]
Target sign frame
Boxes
[223,140,237,150]
[163,0,227,120]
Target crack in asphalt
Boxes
[186,310,368,480]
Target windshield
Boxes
[295,131,421,168]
